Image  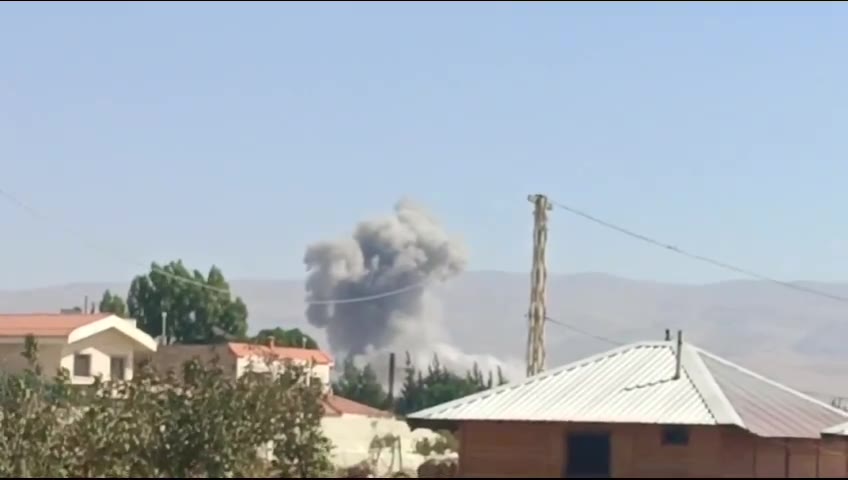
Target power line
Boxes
[544,316,848,404]
[0,187,426,305]
[545,316,624,346]
[549,199,848,305]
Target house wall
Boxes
[321,414,444,473]
[60,329,139,384]
[237,356,331,391]
[138,344,238,377]
[137,345,330,388]
[0,341,64,376]
[719,428,848,478]
[456,421,848,478]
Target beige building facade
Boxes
[0,313,158,383]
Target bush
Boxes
[338,461,374,477]
[414,431,458,457]
[0,336,333,478]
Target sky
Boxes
[2,2,848,289]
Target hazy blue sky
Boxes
[2,2,848,289]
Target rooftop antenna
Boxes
[673,330,683,380]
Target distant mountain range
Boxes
[3,271,848,398]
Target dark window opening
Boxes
[73,354,92,377]
[661,425,690,446]
[110,356,127,381]
[565,432,611,478]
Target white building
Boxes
[0,313,158,383]
[145,340,442,474]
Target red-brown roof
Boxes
[323,394,394,418]
[0,313,110,337]
[226,342,334,365]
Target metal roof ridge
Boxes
[690,344,848,419]
[407,341,658,420]
[679,344,745,428]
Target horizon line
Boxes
[3,270,847,294]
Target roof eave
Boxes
[405,417,460,432]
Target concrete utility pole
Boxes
[526,194,552,377]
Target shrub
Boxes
[0,336,333,478]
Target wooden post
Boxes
[674,330,683,380]
[388,352,396,403]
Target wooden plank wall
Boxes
[456,422,848,478]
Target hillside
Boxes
[2,271,848,397]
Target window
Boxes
[662,426,690,446]
[110,356,127,381]
[73,354,92,377]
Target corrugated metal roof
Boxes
[407,341,848,439]
[699,351,848,438]
[409,343,718,426]
[823,421,848,436]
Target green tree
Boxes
[397,352,422,414]
[0,340,333,477]
[98,290,128,317]
[253,327,319,349]
[395,353,509,416]
[127,261,248,344]
[332,357,387,409]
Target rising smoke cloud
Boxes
[303,200,518,379]
[304,199,466,357]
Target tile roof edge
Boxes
[330,394,394,417]
[408,341,651,420]
[680,343,745,428]
[226,342,333,363]
[692,345,848,419]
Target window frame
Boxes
[73,353,92,377]
[110,356,127,381]
[661,425,690,447]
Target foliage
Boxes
[332,357,388,410]
[417,457,458,478]
[98,290,128,317]
[338,461,373,478]
[253,327,319,350]
[127,260,248,344]
[396,353,508,415]
[0,338,333,478]
[414,431,458,457]
[334,352,508,415]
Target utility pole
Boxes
[160,312,168,346]
[526,194,552,377]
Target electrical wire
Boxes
[544,315,848,407]
[544,316,624,346]
[0,187,426,305]
[549,198,848,305]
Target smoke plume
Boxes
[304,199,468,358]
[304,199,524,382]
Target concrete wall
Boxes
[138,344,238,377]
[456,421,848,478]
[0,341,64,376]
[140,346,329,389]
[321,414,447,474]
[237,356,331,392]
